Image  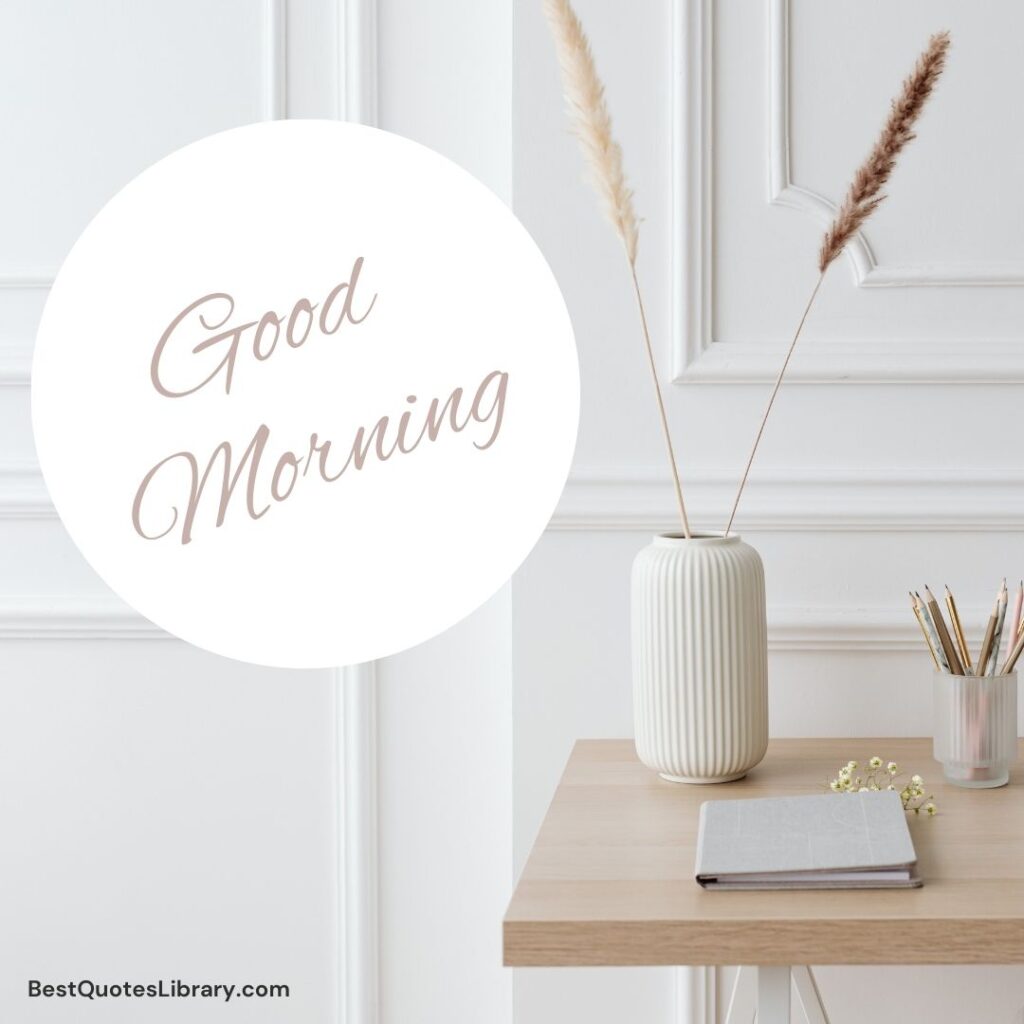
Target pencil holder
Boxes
[933,671,1018,788]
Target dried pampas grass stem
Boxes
[724,30,950,536]
[819,31,950,274]
[544,0,691,538]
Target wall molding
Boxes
[7,463,1024,533]
[263,0,287,121]
[338,0,377,124]
[677,966,716,1024]
[0,597,166,639]
[671,0,1024,383]
[0,594,961,653]
[0,273,54,292]
[335,663,380,1024]
[670,0,712,383]
[768,0,1024,289]
[335,8,378,1024]
[0,463,54,518]
[0,343,32,387]
[552,470,1024,533]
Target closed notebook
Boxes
[695,791,921,890]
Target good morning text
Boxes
[132,258,509,545]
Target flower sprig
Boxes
[827,756,936,815]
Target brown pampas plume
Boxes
[724,30,950,537]
[818,31,951,273]
[544,0,691,537]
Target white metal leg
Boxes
[724,966,831,1024]
[792,966,831,1024]
[724,965,756,1023]
[757,967,791,1024]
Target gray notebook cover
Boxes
[695,791,921,890]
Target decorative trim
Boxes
[552,470,1024,533]
[334,8,378,1024]
[0,343,32,387]
[6,460,1023,533]
[767,607,969,653]
[670,0,712,381]
[0,274,54,291]
[263,0,287,120]
[0,597,167,639]
[677,966,716,1024]
[7,463,1024,533]
[671,1,1024,382]
[335,663,380,1024]
[672,338,1024,385]
[0,595,936,652]
[0,464,54,519]
[338,0,378,124]
[768,0,1024,289]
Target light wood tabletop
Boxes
[503,738,1024,966]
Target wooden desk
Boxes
[504,739,1024,1020]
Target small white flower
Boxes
[848,761,859,770]
[830,780,841,791]
[925,802,937,816]
[887,784,896,791]
[869,756,882,769]
[839,765,852,778]
[887,762,898,775]
[859,786,869,792]
[911,774,923,785]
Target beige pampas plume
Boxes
[544,0,690,537]
[543,0,638,263]
[819,30,951,273]
[724,30,951,536]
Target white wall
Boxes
[1,2,516,1024]
[375,1,514,1022]
[512,1,1024,1022]
[0,3,349,1022]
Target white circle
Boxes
[33,121,578,668]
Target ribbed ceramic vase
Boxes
[631,534,769,783]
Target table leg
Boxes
[792,966,831,1024]
[724,965,831,1024]
[724,966,756,1023]
[757,966,791,1024]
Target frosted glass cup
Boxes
[933,670,1018,788]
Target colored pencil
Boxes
[911,591,942,670]
[977,586,1002,676]
[915,591,950,673]
[1002,625,1024,675]
[983,581,1007,675]
[944,584,972,674]
[923,586,963,675]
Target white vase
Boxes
[631,534,769,783]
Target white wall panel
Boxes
[0,642,337,1023]
[0,4,347,1023]
[374,2,514,1024]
